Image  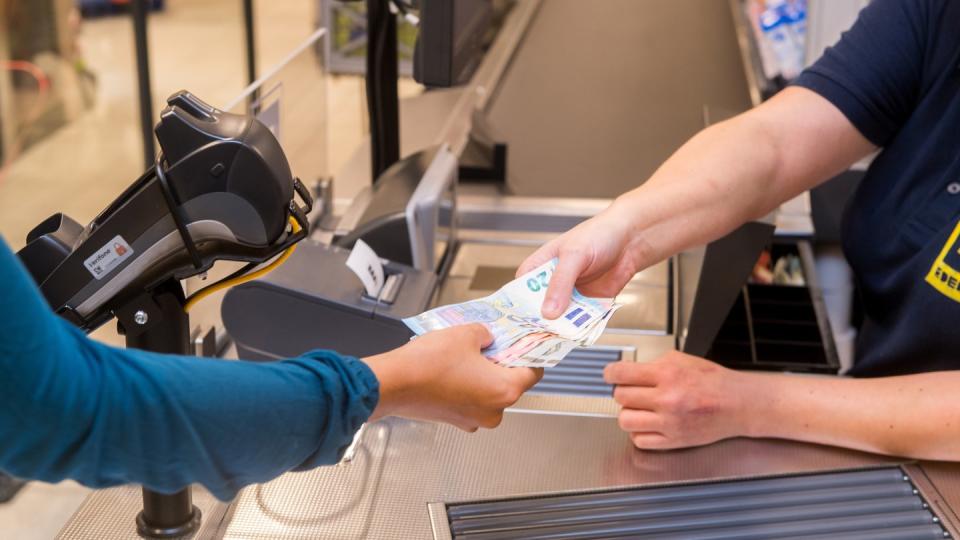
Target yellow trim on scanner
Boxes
[183,217,302,312]
[925,219,960,303]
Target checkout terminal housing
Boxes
[223,145,456,359]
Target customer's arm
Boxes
[0,238,539,500]
[605,352,960,461]
[519,86,876,317]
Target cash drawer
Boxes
[707,240,840,374]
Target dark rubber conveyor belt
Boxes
[488,0,752,198]
[446,468,949,539]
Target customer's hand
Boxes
[363,324,543,431]
[516,204,645,319]
[604,351,750,449]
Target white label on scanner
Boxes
[345,239,385,297]
[83,235,134,280]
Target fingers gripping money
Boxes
[404,259,622,367]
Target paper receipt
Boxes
[345,239,385,297]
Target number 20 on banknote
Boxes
[526,270,551,292]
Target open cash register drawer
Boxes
[677,223,839,375]
[706,240,840,374]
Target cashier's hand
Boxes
[362,324,543,432]
[516,205,646,319]
[605,352,749,450]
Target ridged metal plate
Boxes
[442,468,949,539]
[529,348,623,398]
[509,347,629,418]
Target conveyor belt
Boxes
[445,468,949,539]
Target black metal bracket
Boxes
[459,143,508,183]
[154,158,204,271]
[242,0,257,85]
[131,0,156,168]
[292,177,314,214]
[116,291,165,340]
[365,0,401,183]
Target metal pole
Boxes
[124,280,201,538]
[0,12,15,166]
[365,0,400,182]
[242,0,257,85]
[132,0,156,168]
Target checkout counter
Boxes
[53,1,960,538]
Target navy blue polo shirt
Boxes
[793,0,960,377]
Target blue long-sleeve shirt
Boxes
[0,236,378,500]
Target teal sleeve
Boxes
[0,237,378,500]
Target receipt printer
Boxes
[222,240,436,359]
[222,145,457,359]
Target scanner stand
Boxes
[16,89,312,538]
[116,279,201,538]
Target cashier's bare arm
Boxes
[518,86,960,461]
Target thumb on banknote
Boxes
[516,240,590,320]
[464,323,494,349]
[541,252,589,319]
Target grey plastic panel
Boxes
[487,0,751,198]
[406,144,458,271]
[445,468,948,539]
[222,239,436,359]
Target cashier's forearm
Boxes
[607,87,875,267]
[741,371,960,461]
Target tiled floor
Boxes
[0,0,402,537]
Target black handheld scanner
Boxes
[18,91,313,331]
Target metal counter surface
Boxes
[912,462,960,533]
[58,410,960,539]
[56,487,227,540]
[214,412,952,539]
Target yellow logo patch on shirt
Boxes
[926,219,960,302]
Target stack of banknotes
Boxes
[403,259,622,367]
